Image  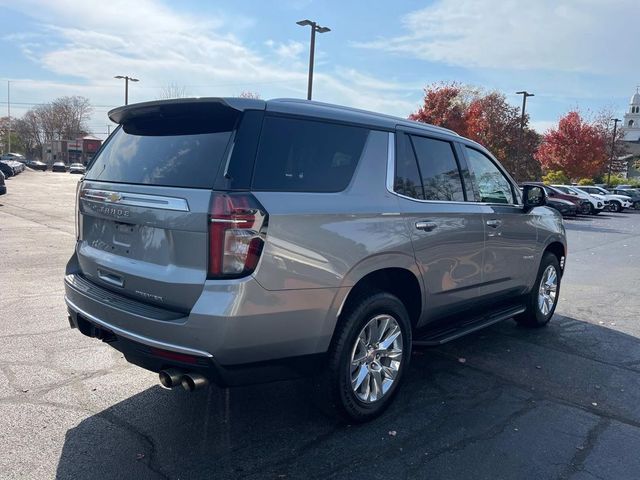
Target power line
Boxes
[1,78,300,89]
[0,101,117,108]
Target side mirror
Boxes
[523,185,546,210]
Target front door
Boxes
[462,146,539,300]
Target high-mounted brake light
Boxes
[207,193,267,278]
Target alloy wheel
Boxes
[538,265,558,316]
[349,314,403,403]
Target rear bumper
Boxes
[67,310,323,386]
[64,270,342,378]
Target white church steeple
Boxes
[622,86,640,141]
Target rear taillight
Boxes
[207,192,268,279]
[75,182,82,240]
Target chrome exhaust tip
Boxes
[159,368,184,389]
[181,373,209,392]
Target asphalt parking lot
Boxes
[1,170,640,480]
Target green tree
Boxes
[541,170,569,185]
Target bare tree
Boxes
[159,83,190,99]
[10,96,93,159]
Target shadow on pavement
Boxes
[56,315,640,480]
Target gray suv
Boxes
[65,98,566,421]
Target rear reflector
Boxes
[150,347,198,364]
[208,192,267,278]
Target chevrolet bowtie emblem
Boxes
[108,192,122,203]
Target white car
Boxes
[69,163,86,174]
[575,186,633,212]
[552,185,605,214]
[0,152,25,163]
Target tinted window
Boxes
[252,117,368,192]
[411,135,465,201]
[86,105,237,188]
[465,147,514,204]
[394,134,424,199]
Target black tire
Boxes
[515,252,561,328]
[313,290,412,422]
[579,203,590,215]
[610,201,621,213]
[587,203,596,215]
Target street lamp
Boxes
[607,118,621,185]
[515,90,534,181]
[114,75,139,105]
[296,19,331,100]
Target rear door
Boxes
[77,101,243,312]
[393,130,485,319]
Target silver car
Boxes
[65,98,566,421]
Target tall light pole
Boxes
[6,81,10,153]
[296,19,330,100]
[515,90,534,181]
[114,75,139,105]
[607,118,621,185]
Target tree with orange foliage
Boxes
[410,83,540,179]
[409,83,469,135]
[535,111,608,179]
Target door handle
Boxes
[486,219,502,228]
[415,221,438,232]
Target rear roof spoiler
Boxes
[108,97,266,125]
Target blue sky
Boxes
[0,0,638,138]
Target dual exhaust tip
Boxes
[159,368,208,392]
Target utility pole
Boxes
[114,75,139,105]
[7,81,11,153]
[607,118,621,185]
[514,90,534,181]
[296,19,331,100]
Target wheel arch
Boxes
[543,241,566,273]
[318,254,424,353]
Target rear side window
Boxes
[252,116,369,192]
[409,135,465,202]
[86,103,238,188]
[394,134,424,199]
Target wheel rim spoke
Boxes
[370,369,383,401]
[379,325,401,350]
[352,364,368,391]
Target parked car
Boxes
[575,186,633,212]
[52,162,67,172]
[69,163,86,174]
[610,188,640,210]
[545,197,578,217]
[0,170,6,196]
[521,182,587,214]
[0,152,25,162]
[552,184,605,214]
[0,161,14,178]
[65,98,566,422]
[0,160,24,176]
[26,160,48,171]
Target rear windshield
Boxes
[251,116,369,192]
[86,104,237,188]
